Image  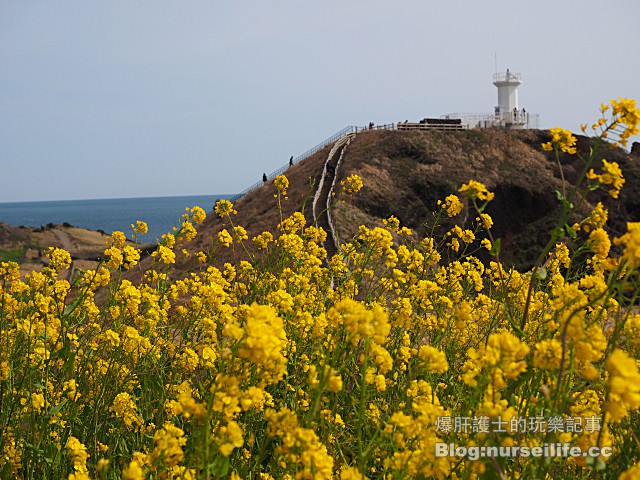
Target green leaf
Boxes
[490,238,501,257]
[565,223,577,239]
[46,399,68,418]
[555,189,565,201]
[209,455,230,476]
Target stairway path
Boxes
[312,133,354,262]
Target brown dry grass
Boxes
[158,128,639,274]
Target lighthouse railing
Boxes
[493,71,522,83]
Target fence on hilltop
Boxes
[229,126,358,202]
[227,116,537,202]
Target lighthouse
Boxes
[493,69,526,127]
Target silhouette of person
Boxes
[262,173,267,183]
[326,163,335,175]
[289,156,294,166]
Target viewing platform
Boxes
[442,110,538,129]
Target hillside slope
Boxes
[155,128,639,279]
[0,223,151,278]
[331,129,640,267]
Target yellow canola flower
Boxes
[104,246,123,269]
[252,231,274,249]
[485,331,530,377]
[66,436,90,476]
[582,202,608,232]
[131,220,148,235]
[274,174,289,195]
[123,245,140,269]
[533,338,563,370]
[150,422,187,469]
[233,225,248,241]
[478,213,493,230]
[155,245,176,265]
[122,460,145,480]
[542,127,577,154]
[588,228,611,261]
[329,298,390,346]
[619,462,640,480]
[218,229,233,247]
[459,180,495,202]
[180,220,197,242]
[341,174,363,194]
[265,408,334,480]
[218,420,244,456]
[610,97,640,146]
[418,345,449,373]
[189,206,206,224]
[214,198,237,217]
[238,303,288,382]
[106,230,127,249]
[463,331,529,388]
[110,392,143,431]
[614,222,640,268]
[46,247,72,272]
[586,159,625,198]
[439,194,463,217]
[605,349,640,422]
[31,392,45,413]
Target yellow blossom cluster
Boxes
[542,127,578,154]
[1,97,640,479]
[274,174,289,195]
[458,179,495,202]
[438,194,463,217]
[586,159,625,199]
[341,174,363,194]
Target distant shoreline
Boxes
[0,194,229,241]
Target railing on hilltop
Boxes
[227,114,540,202]
[229,126,358,202]
[442,112,539,129]
[354,123,395,133]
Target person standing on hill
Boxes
[262,173,267,183]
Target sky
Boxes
[1,0,639,202]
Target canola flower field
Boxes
[1,99,640,479]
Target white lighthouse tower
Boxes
[493,69,527,127]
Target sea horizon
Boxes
[0,192,235,205]
[0,194,232,242]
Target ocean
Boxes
[0,195,229,243]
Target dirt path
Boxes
[53,229,75,252]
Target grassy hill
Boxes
[156,128,639,279]
[3,128,638,279]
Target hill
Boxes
[4,128,638,278]
[147,128,639,280]
[0,222,152,278]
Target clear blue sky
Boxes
[1,0,639,202]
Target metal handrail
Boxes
[228,126,358,202]
[493,71,522,83]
